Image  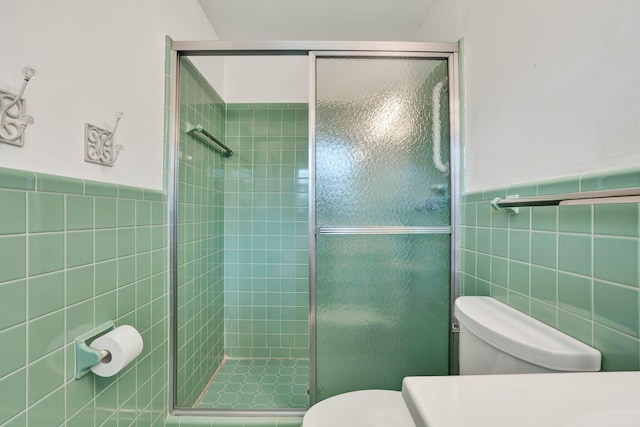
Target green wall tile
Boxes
[530,232,557,268]
[477,254,490,281]
[151,202,165,226]
[137,226,151,253]
[509,230,530,263]
[28,272,64,319]
[118,185,144,200]
[594,325,640,371]
[95,229,117,262]
[95,260,117,295]
[558,310,593,345]
[0,369,26,424]
[531,266,557,305]
[509,291,530,314]
[136,200,151,226]
[28,349,64,404]
[66,195,94,231]
[144,189,164,201]
[558,206,592,234]
[594,237,639,286]
[66,231,94,268]
[531,206,557,232]
[117,256,136,287]
[0,167,36,191]
[84,180,118,197]
[118,199,136,227]
[2,412,26,427]
[27,387,65,427]
[0,110,170,427]
[594,204,639,237]
[0,190,26,234]
[491,257,508,287]
[28,310,63,362]
[508,207,530,230]
[66,265,94,305]
[558,234,592,276]
[28,192,64,233]
[36,173,83,195]
[65,400,94,427]
[28,233,64,276]
[95,197,117,229]
[537,178,580,196]
[531,300,557,327]
[506,184,537,198]
[581,169,640,192]
[0,280,26,329]
[66,300,93,343]
[118,228,136,257]
[0,325,26,377]
[476,229,490,254]
[508,261,530,295]
[558,272,592,319]
[594,281,640,338]
[95,291,117,325]
[0,236,26,282]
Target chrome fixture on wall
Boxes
[85,111,124,166]
[0,67,36,147]
[187,124,233,156]
[490,187,640,212]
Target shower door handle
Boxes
[316,226,452,235]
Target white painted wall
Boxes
[415,0,640,192]
[0,0,220,190]
[222,56,309,103]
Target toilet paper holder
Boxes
[74,321,115,379]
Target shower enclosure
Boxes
[168,41,460,418]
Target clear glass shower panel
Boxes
[315,57,450,227]
[315,234,450,400]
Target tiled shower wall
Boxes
[176,59,226,407]
[0,167,168,427]
[224,103,309,359]
[460,168,640,371]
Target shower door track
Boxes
[168,40,461,418]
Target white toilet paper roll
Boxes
[89,325,143,377]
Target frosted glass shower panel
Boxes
[315,57,450,227]
[314,56,452,401]
[315,233,450,400]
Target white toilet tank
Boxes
[454,296,601,375]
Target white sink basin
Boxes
[402,371,640,427]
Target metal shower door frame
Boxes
[168,40,460,417]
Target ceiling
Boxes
[197,0,436,41]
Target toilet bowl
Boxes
[302,389,414,427]
[302,296,601,427]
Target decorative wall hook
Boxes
[85,111,124,166]
[0,67,36,146]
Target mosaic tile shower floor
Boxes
[197,359,310,409]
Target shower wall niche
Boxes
[175,56,310,410]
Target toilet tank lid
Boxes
[454,296,601,372]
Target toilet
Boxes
[302,296,602,427]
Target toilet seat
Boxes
[302,390,415,427]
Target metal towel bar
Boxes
[187,124,233,156]
[490,187,640,211]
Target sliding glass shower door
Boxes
[312,55,453,401]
